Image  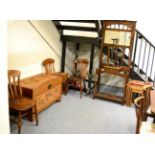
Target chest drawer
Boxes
[21,74,62,98]
[32,78,62,97]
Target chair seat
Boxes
[68,76,82,82]
[9,97,36,111]
[140,122,155,134]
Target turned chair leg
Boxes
[34,105,38,126]
[18,111,22,134]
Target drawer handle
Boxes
[48,84,52,89]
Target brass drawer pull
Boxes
[48,84,52,89]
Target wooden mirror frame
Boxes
[93,20,137,103]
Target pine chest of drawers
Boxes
[21,73,62,114]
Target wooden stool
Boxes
[55,72,68,95]
[125,80,152,106]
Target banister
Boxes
[135,29,155,49]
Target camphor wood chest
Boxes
[21,73,62,113]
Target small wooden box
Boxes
[21,74,62,113]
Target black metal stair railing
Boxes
[132,29,155,87]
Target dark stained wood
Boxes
[61,35,99,45]
[88,44,95,89]
[57,25,98,32]
[56,20,96,23]
[61,41,66,72]
[95,21,100,35]
[75,43,80,59]
[52,20,63,35]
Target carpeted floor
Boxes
[11,90,136,134]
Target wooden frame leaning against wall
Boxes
[93,20,137,104]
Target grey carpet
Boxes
[11,90,136,134]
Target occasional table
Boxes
[125,80,153,106]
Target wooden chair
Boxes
[68,58,89,98]
[134,96,155,134]
[143,88,155,122]
[42,58,68,95]
[42,58,55,74]
[8,70,38,134]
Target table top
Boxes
[21,73,62,90]
[150,90,155,113]
[127,80,153,93]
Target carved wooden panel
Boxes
[21,73,62,114]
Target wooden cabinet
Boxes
[21,74,62,113]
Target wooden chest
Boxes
[21,73,62,113]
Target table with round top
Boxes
[125,80,153,106]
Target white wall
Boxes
[0,21,10,134]
[137,20,155,44]
[2,20,62,134]
[8,20,62,78]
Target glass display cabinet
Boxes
[93,20,136,103]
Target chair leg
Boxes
[64,81,68,95]
[143,114,147,121]
[18,112,22,134]
[34,105,38,126]
[80,82,82,99]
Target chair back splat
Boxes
[68,58,89,98]
[42,58,55,74]
[42,58,69,95]
[8,70,22,100]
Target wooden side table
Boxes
[125,80,153,106]
[54,72,68,95]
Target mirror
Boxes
[97,72,125,97]
[102,46,131,66]
[104,30,131,46]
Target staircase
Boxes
[53,20,100,46]
[132,29,155,87]
[53,20,155,87]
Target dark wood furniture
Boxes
[134,96,155,134]
[93,20,136,103]
[68,58,89,98]
[8,70,38,134]
[21,73,62,120]
[42,58,68,95]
